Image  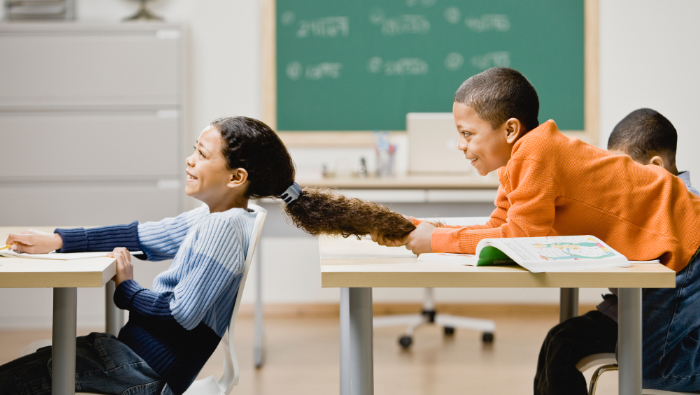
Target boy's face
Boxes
[453,102,514,176]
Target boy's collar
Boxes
[511,120,560,154]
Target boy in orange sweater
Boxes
[372,67,700,393]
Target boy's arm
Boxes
[412,185,509,229]
[409,184,510,229]
[429,159,557,253]
[113,216,246,329]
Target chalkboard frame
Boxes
[263,0,599,148]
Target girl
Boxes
[0,116,414,395]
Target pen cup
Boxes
[376,150,395,177]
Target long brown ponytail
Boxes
[214,116,415,240]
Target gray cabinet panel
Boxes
[0,26,181,107]
[0,183,182,226]
[0,111,180,180]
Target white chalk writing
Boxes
[297,17,349,38]
[367,57,429,76]
[281,11,295,26]
[471,52,511,70]
[286,61,342,80]
[370,13,430,36]
[444,52,464,70]
[444,7,461,24]
[465,14,510,32]
[286,61,303,80]
[305,62,343,80]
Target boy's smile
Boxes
[453,102,520,176]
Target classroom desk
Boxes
[0,227,118,395]
[319,236,676,395]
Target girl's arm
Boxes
[52,205,208,261]
[113,215,248,329]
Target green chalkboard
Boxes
[274,0,586,132]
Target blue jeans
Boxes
[643,248,700,391]
[0,332,173,395]
[535,247,700,394]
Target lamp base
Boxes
[124,2,163,21]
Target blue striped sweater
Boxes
[55,205,255,394]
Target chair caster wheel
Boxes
[398,335,413,349]
[482,332,494,343]
[443,326,455,336]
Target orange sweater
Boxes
[415,120,700,273]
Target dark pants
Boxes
[535,248,700,394]
[0,332,170,395]
[534,310,618,395]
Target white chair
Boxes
[577,353,694,395]
[22,204,267,395]
[373,217,496,348]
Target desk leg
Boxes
[559,288,579,322]
[105,280,123,337]
[254,250,265,368]
[340,288,374,395]
[53,288,77,395]
[618,288,642,395]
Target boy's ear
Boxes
[647,155,665,168]
[227,168,249,189]
[504,118,523,144]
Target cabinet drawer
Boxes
[0,183,182,226]
[0,25,181,107]
[0,111,180,180]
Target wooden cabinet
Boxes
[0,23,184,225]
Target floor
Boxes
[0,312,619,395]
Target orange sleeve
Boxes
[410,184,510,231]
[430,159,557,253]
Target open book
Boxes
[418,235,651,273]
[0,250,143,261]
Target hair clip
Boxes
[279,182,302,204]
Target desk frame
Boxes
[338,287,641,395]
[321,235,673,395]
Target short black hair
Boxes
[454,67,540,132]
[607,108,677,165]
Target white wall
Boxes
[2,0,698,328]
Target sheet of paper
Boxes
[0,250,143,260]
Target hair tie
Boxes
[279,182,302,204]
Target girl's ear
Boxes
[227,168,249,189]
[504,118,523,144]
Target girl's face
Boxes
[185,126,239,206]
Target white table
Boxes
[0,227,119,395]
[319,235,677,395]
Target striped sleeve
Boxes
[137,205,208,261]
[55,222,141,253]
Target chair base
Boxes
[373,309,496,349]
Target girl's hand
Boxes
[404,222,436,256]
[6,230,63,254]
[107,248,133,287]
